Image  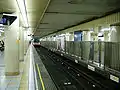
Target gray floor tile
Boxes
[7,81,20,88]
[6,87,18,90]
[0,87,6,90]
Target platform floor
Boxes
[19,45,56,90]
[0,46,36,90]
[0,45,58,90]
[0,51,23,90]
[19,45,35,90]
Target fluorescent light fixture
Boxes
[101,27,116,32]
[66,33,71,36]
[101,28,110,31]
[3,13,16,16]
[16,0,28,27]
[59,34,65,37]
[90,31,93,33]
[98,32,103,37]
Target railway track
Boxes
[35,46,120,90]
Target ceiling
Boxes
[26,0,50,28]
[0,0,17,14]
[0,0,120,38]
[34,0,120,37]
[0,0,49,32]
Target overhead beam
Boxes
[34,0,51,34]
[40,22,49,24]
[45,11,102,15]
[40,9,120,38]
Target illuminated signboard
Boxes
[0,14,17,25]
[0,18,7,24]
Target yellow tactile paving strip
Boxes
[36,64,45,90]
[19,48,30,90]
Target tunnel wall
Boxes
[40,41,120,75]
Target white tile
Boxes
[7,79,20,88]
[0,87,6,90]
[10,78,21,82]
[0,77,10,86]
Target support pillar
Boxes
[109,26,120,42]
[5,18,19,76]
[104,31,109,41]
[93,27,99,41]
[24,29,30,55]
[83,31,91,41]
[24,30,28,55]
[93,27,99,62]
[110,26,117,42]
[69,32,74,41]
[115,26,120,42]
[19,27,24,61]
[82,31,91,61]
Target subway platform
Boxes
[0,0,120,90]
[19,45,57,90]
[0,51,23,90]
[0,45,57,90]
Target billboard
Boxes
[74,31,82,41]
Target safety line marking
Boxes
[36,64,45,90]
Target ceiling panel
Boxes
[48,0,120,6]
[35,0,120,37]
[26,0,50,28]
[0,0,18,13]
[34,31,51,37]
[0,0,119,38]
[38,24,64,29]
[37,28,56,31]
[41,13,96,25]
[0,0,50,35]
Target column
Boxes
[93,27,99,62]
[93,27,99,41]
[104,31,109,41]
[5,18,19,76]
[69,32,74,41]
[19,27,24,61]
[83,31,91,41]
[65,33,70,41]
[109,26,120,42]
[82,31,91,60]
[24,29,28,55]
[110,26,117,42]
[109,26,120,69]
[115,26,120,42]
[24,28,31,55]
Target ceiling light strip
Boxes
[16,0,29,27]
